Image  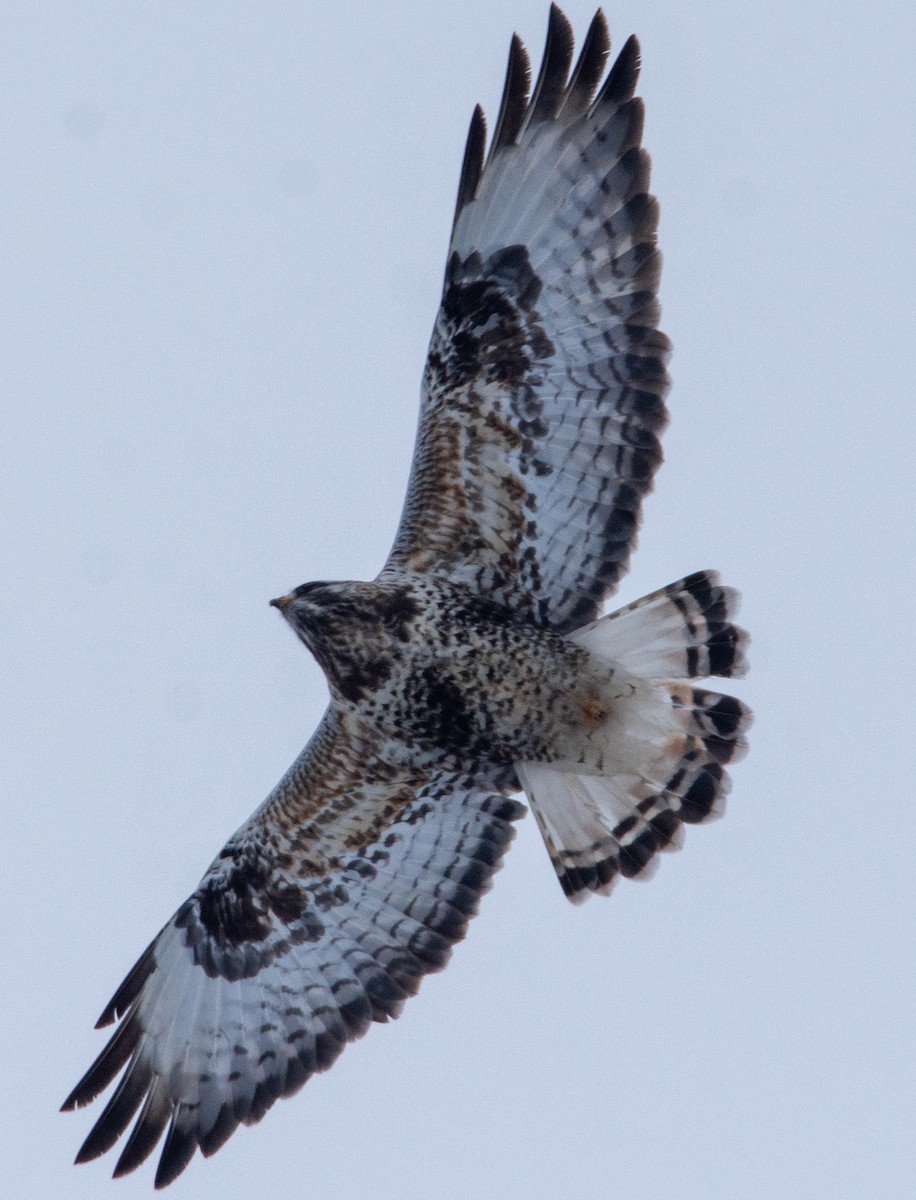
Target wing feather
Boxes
[452,105,486,233]
[63,711,524,1184]
[385,12,669,632]
[523,5,575,130]
[485,34,531,167]
[558,10,610,119]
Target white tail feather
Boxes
[570,569,749,681]
[518,572,751,902]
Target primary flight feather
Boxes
[64,7,750,1187]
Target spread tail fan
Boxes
[518,571,751,901]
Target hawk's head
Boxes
[270,580,421,704]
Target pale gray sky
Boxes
[3,3,914,1198]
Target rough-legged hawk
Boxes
[64,6,750,1187]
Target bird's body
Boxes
[277,576,590,771]
[65,7,750,1187]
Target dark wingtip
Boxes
[63,1012,143,1113]
[154,1117,197,1189]
[74,1131,110,1166]
[560,9,610,117]
[461,9,642,214]
[198,1103,239,1158]
[111,1080,171,1180]
[96,939,157,1028]
[452,104,486,228]
[598,33,641,106]
[486,32,531,164]
[527,3,575,126]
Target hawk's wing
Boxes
[384,9,670,633]
[63,709,523,1187]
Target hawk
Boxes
[64,6,750,1187]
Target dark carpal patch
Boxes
[181,840,323,980]
[427,246,555,397]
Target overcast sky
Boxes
[3,3,915,1197]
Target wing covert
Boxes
[385,8,670,633]
[63,711,524,1187]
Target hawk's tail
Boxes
[516,571,751,903]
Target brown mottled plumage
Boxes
[64,8,749,1188]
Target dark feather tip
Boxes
[452,104,486,227]
[154,1117,198,1189]
[561,9,610,117]
[487,33,531,163]
[599,33,641,105]
[527,5,575,126]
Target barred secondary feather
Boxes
[64,7,749,1187]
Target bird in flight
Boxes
[64,6,749,1187]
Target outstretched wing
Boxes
[384,7,670,633]
[63,710,523,1187]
